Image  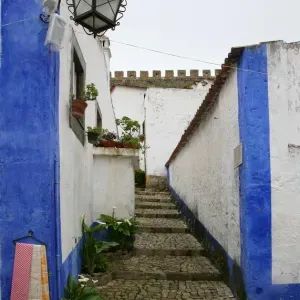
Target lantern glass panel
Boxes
[96,0,120,22]
[75,0,93,16]
[81,15,94,27]
[94,17,107,29]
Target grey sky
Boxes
[108,0,300,75]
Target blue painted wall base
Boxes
[0,1,60,299]
[168,183,246,299]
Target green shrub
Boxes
[98,214,140,252]
[62,275,104,300]
[81,216,118,275]
[135,170,146,188]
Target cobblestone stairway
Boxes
[99,189,235,300]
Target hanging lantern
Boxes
[67,0,127,37]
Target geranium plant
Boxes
[72,83,99,118]
[116,116,142,149]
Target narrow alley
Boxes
[99,189,235,299]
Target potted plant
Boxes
[87,127,102,145]
[100,131,118,148]
[116,116,142,149]
[72,83,99,118]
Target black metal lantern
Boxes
[67,0,127,37]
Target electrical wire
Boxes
[0,16,39,28]
[0,14,276,76]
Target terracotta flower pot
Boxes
[116,142,124,148]
[100,140,118,148]
[123,143,139,149]
[87,132,99,145]
[72,99,87,118]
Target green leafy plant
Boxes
[74,83,99,101]
[135,170,146,188]
[81,216,118,275]
[87,127,102,134]
[102,131,117,141]
[98,214,140,251]
[62,275,104,300]
[85,83,99,101]
[116,116,142,148]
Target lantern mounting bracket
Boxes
[40,0,62,23]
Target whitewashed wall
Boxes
[268,42,300,284]
[169,71,241,264]
[145,86,211,178]
[59,2,116,261]
[112,86,146,170]
[93,148,138,220]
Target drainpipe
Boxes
[54,157,62,299]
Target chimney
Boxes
[99,35,112,84]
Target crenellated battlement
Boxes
[111,70,219,89]
[112,69,220,80]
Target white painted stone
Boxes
[145,86,211,177]
[59,2,116,261]
[93,148,138,220]
[268,41,300,284]
[169,71,241,264]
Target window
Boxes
[69,30,86,145]
[97,106,102,129]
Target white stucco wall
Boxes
[112,86,146,170]
[169,70,241,264]
[93,148,138,220]
[59,2,116,261]
[145,86,211,178]
[268,42,300,284]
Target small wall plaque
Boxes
[234,144,243,168]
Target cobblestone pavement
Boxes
[97,189,235,299]
[136,201,176,209]
[135,208,179,218]
[135,233,203,250]
[137,217,187,229]
[99,279,235,300]
[135,195,172,201]
[110,255,220,275]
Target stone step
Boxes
[137,217,188,233]
[136,189,170,196]
[98,279,235,300]
[110,255,222,281]
[135,209,179,219]
[135,196,172,203]
[134,233,204,256]
[135,201,176,210]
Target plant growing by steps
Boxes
[62,275,103,300]
[135,170,146,188]
[81,216,118,275]
[98,214,141,252]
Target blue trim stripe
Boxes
[238,44,300,300]
[238,44,272,299]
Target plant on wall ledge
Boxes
[62,275,104,300]
[116,116,142,149]
[72,83,99,119]
[87,127,102,145]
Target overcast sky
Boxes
[108,0,300,75]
